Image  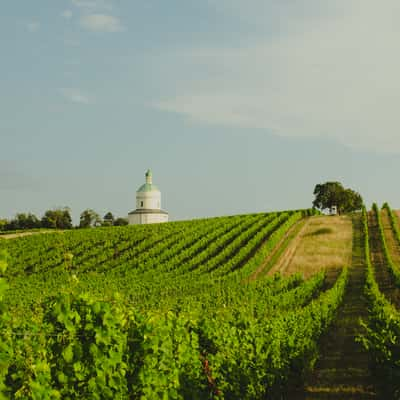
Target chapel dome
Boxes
[137,183,159,193]
[137,169,159,192]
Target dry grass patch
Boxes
[269,215,352,279]
[0,230,58,240]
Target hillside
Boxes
[1,210,305,314]
[1,206,400,398]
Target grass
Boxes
[307,227,334,236]
[248,218,306,281]
[269,215,353,279]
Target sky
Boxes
[2,0,400,223]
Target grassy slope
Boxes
[268,215,353,283]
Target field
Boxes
[1,205,400,399]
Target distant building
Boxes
[128,169,169,224]
[330,205,338,215]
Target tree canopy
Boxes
[312,182,363,214]
[102,212,115,227]
[113,217,128,226]
[79,209,102,228]
[41,208,73,229]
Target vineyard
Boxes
[1,206,400,398]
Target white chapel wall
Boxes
[136,191,161,210]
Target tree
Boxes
[41,208,72,229]
[340,188,363,213]
[102,212,115,227]
[16,213,40,229]
[58,208,73,229]
[312,182,363,214]
[79,209,102,228]
[0,219,8,231]
[113,217,128,226]
[3,213,40,230]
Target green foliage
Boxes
[0,208,348,398]
[0,250,12,399]
[41,208,72,230]
[6,316,58,400]
[382,202,400,256]
[2,213,41,231]
[44,292,128,399]
[372,203,400,286]
[312,181,363,214]
[79,209,102,228]
[130,311,207,399]
[113,217,128,226]
[102,212,115,227]
[0,220,7,232]
[358,205,400,397]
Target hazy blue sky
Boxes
[2,1,400,222]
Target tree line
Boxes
[0,208,128,232]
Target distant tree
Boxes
[79,209,102,228]
[312,182,363,214]
[0,219,8,231]
[4,219,18,231]
[41,211,56,229]
[41,208,72,229]
[18,213,40,229]
[102,212,115,227]
[113,217,128,226]
[59,208,73,229]
[3,213,40,230]
[12,214,26,230]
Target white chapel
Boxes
[128,169,169,225]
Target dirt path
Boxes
[1,232,39,240]
[0,230,62,240]
[291,214,377,399]
[0,230,57,240]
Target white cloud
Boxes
[62,10,73,19]
[59,88,91,104]
[26,21,40,32]
[153,0,400,153]
[80,14,123,32]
